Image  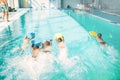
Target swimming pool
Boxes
[0,9,120,80]
[65,10,120,52]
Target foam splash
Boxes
[2,53,55,80]
[57,46,78,68]
[2,49,81,80]
[1,43,120,80]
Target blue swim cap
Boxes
[31,38,42,48]
[26,32,35,39]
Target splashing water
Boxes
[0,10,120,80]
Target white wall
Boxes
[7,0,19,8]
[63,0,81,8]
[14,0,19,8]
[101,0,120,10]
[7,0,14,8]
[32,0,50,8]
[28,0,61,9]
[63,0,94,8]
[93,0,120,10]
[93,0,120,14]
[50,0,61,9]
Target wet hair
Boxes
[44,41,52,47]
[97,33,102,38]
[31,43,44,49]
[57,36,64,43]
[31,44,39,49]
[58,38,63,42]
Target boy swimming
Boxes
[31,39,43,59]
[96,33,107,46]
[42,38,52,53]
[54,33,68,60]
[55,33,65,48]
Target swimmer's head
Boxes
[54,33,64,43]
[42,36,52,47]
[26,32,35,39]
[43,40,52,47]
[97,33,102,38]
[57,37,63,42]
[31,39,43,49]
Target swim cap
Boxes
[31,38,42,48]
[89,31,97,37]
[26,32,35,39]
[54,33,64,40]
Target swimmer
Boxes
[54,33,72,66]
[55,33,68,60]
[42,38,52,54]
[21,32,35,51]
[55,33,65,48]
[31,39,43,59]
[96,33,107,46]
[37,36,56,63]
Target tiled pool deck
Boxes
[0,8,29,32]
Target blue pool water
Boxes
[0,9,120,80]
[66,10,120,52]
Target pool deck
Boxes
[0,8,29,32]
[88,9,120,26]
